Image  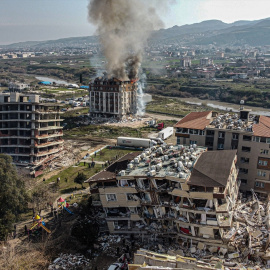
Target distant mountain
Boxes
[0,35,98,49]
[193,19,270,46]
[1,17,270,49]
[149,17,270,46]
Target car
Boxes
[61,108,67,112]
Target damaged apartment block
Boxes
[0,93,64,176]
[86,145,240,249]
[89,77,137,119]
[174,110,270,196]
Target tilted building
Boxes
[174,110,270,195]
[86,145,239,249]
[89,77,137,119]
[0,93,64,175]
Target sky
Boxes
[0,0,270,45]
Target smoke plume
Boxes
[88,0,164,80]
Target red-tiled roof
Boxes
[174,111,212,130]
[253,116,270,137]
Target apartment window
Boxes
[240,179,247,185]
[190,140,197,145]
[242,146,251,152]
[126,193,136,201]
[243,135,252,141]
[260,149,269,155]
[106,194,117,201]
[255,182,265,188]
[258,160,268,166]
[199,130,205,136]
[206,130,215,136]
[218,143,224,150]
[239,168,248,174]
[218,132,225,138]
[253,136,260,142]
[240,157,249,163]
[267,138,270,144]
[232,133,239,140]
[257,170,266,177]
[177,137,180,145]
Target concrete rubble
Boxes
[48,253,90,270]
[127,193,270,269]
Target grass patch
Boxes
[92,148,141,162]
[44,164,102,193]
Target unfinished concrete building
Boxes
[89,77,137,119]
[174,110,270,195]
[0,93,64,175]
[87,145,239,249]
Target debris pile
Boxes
[48,253,90,270]
[222,192,270,267]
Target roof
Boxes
[188,150,237,188]
[85,152,141,183]
[174,111,212,130]
[253,115,270,137]
[38,81,51,85]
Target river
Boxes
[180,97,270,116]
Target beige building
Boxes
[89,77,137,119]
[86,146,239,248]
[174,110,270,195]
[0,93,64,176]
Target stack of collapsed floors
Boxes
[87,145,240,248]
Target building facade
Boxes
[8,82,29,92]
[174,110,270,195]
[87,146,239,248]
[89,77,137,119]
[0,93,64,174]
[180,58,191,68]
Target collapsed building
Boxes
[89,77,137,119]
[0,93,64,176]
[174,110,270,196]
[86,145,240,249]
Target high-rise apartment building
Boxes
[0,93,64,175]
[89,77,137,119]
[174,110,270,195]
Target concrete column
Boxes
[114,93,116,113]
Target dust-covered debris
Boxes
[48,253,90,270]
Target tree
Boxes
[0,154,29,240]
[74,172,87,187]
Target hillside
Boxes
[193,19,270,46]
[1,17,270,48]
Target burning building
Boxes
[89,77,138,119]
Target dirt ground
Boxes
[105,113,180,128]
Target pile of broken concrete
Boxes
[48,253,90,270]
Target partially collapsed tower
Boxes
[89,77,137,119]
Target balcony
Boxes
[216,203,229,213]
